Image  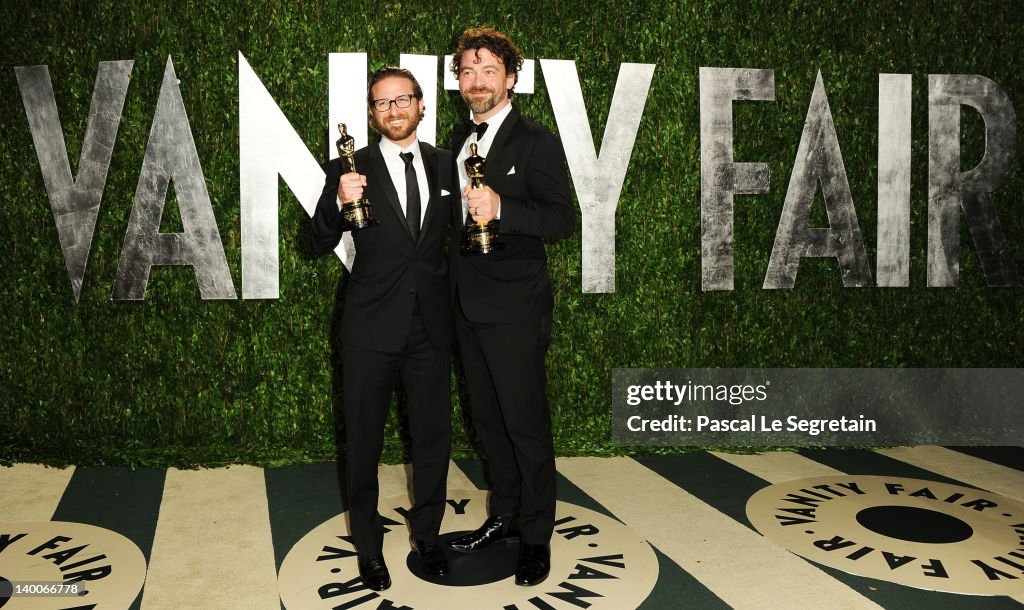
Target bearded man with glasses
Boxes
[309,66,457,591]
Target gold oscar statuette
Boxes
[335,123,379,230]
[461,143,503,255]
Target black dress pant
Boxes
[342,309,451,557]
[456,305,555,545]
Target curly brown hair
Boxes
[449,27,524,97]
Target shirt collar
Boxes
[473,102,513,141]
[378,136,420,158]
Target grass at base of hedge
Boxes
[2,434,866,470]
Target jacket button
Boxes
[409,288,416,295]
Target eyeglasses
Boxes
[371,94,416,112]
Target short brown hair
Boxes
[366,66,423,107]
[449,27,524,97]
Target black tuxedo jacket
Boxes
[451,105,575,323]
[310,140,456,353]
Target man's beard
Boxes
[463,86,504,116]
[372,109,421,142]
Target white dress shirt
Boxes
[338,138,430,228]
[457,102,514,219]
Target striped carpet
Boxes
[1,446,1022,609]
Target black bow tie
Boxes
[471,121,489,140]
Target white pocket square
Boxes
[441,189,451,196]
[507,166,516,175]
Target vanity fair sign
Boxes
[15,52,1019,301]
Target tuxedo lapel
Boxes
[452,119,473,153]
[452,128,469,231]
[365,142,412,241]
[418,143,440,246]
[483,105,519,182]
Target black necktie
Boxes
[400,152,421,241]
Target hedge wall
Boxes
[2,1,1022,466]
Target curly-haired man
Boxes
[445,27,575,587]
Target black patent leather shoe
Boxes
[515,543,551,586]
[358,555,391,591]
[413,539,450,576]
[447,514,519,553]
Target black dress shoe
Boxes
[447,514,519,553]
[358,555,391,591]
[515,543,550,586]
[413,539,449,576]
